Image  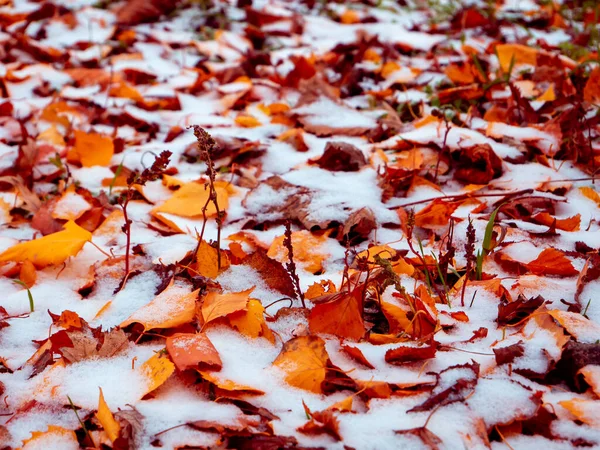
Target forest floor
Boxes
[1,0,600,449]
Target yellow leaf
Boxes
[152,182,229,218]
[194,240,230,278]
[235,115,262,128]
[140,352,175,396]
[329,394,353,412]
[20,425,79,450]
[199,371,264,396]
[201,288,252,325]
[0,220,91,268]
[73,130,114,167]
[559,398,600,427]
[120,283,198,331]
[37,125,65,146]
[273,335,329,394]
[496,44,538,72]
[536,84,556,102]
[580,186,600,206]
[95,387,120,442]
[267,230,329,274]
[228,299,275,343]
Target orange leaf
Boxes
[308,289,364,340]
[559,398,600,427]
[21,425,79,449]
[584,68,600,104]
[19,260,36,288]
[414,200,459,229]
[152,181,229,218]
[580,186,600,206]
[166,332,222,371]
[380,301,411,334]
[305,279,337,300]
[444,63,476,84]
[73,130,114,167]
[273,335,330,394]
[120,284,198,330]
[267,230,329,274]
[235,115,262,128]
[548,310,600,343]
[525,248,577,276]
[340,9,359,24]
[139,352,175,396]
[96,387,120,442]
[579,366,600,397]
[201,288,252,325]
[193,240,230,278]
[532,212,580,231]
[298,401,342,441]
[340,344,375,369]
[227,299,275,343]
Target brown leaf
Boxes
[454,144,503,184]
[385,341,437,365]
[395,426,442,450]
[409,361,479,412]
[313,141,367,172]
[493,342,525,365]
[242,250,296,298]
[297,401,342,441]
[341,207,376,243]
[497,294,545,326]
[116,0,178,25]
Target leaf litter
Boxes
[0,0,600,449]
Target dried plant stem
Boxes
[284,221,305,308]
[193,126,223,269]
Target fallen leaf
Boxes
[268,230,329,274]
[313,141,367,172]
[525,248,577,277]
[414,200,459,229]
[21,425,79,450]
[241,250,296,298]
[340,344,375,369]
[559,398,600,427]
[385,341,437,365]
[202,288,252,326]
[193,240,230,278]
[298,401,342,441]
[166,332,222,371]
[121,284,198,331]
[96,387,120,442]
[273,335,330,394]
[548,310,600,343]
[19,260,37,288]
[0,220,92,268]
[308,289,364,340]
[493,342,525,365]
[306,279,337,300]
[139,352,175,396]
[152,181,229,218]
[409,361,479,412]
[228,299,275,343]
[72,130,114,167]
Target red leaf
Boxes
[525,248,577,277]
